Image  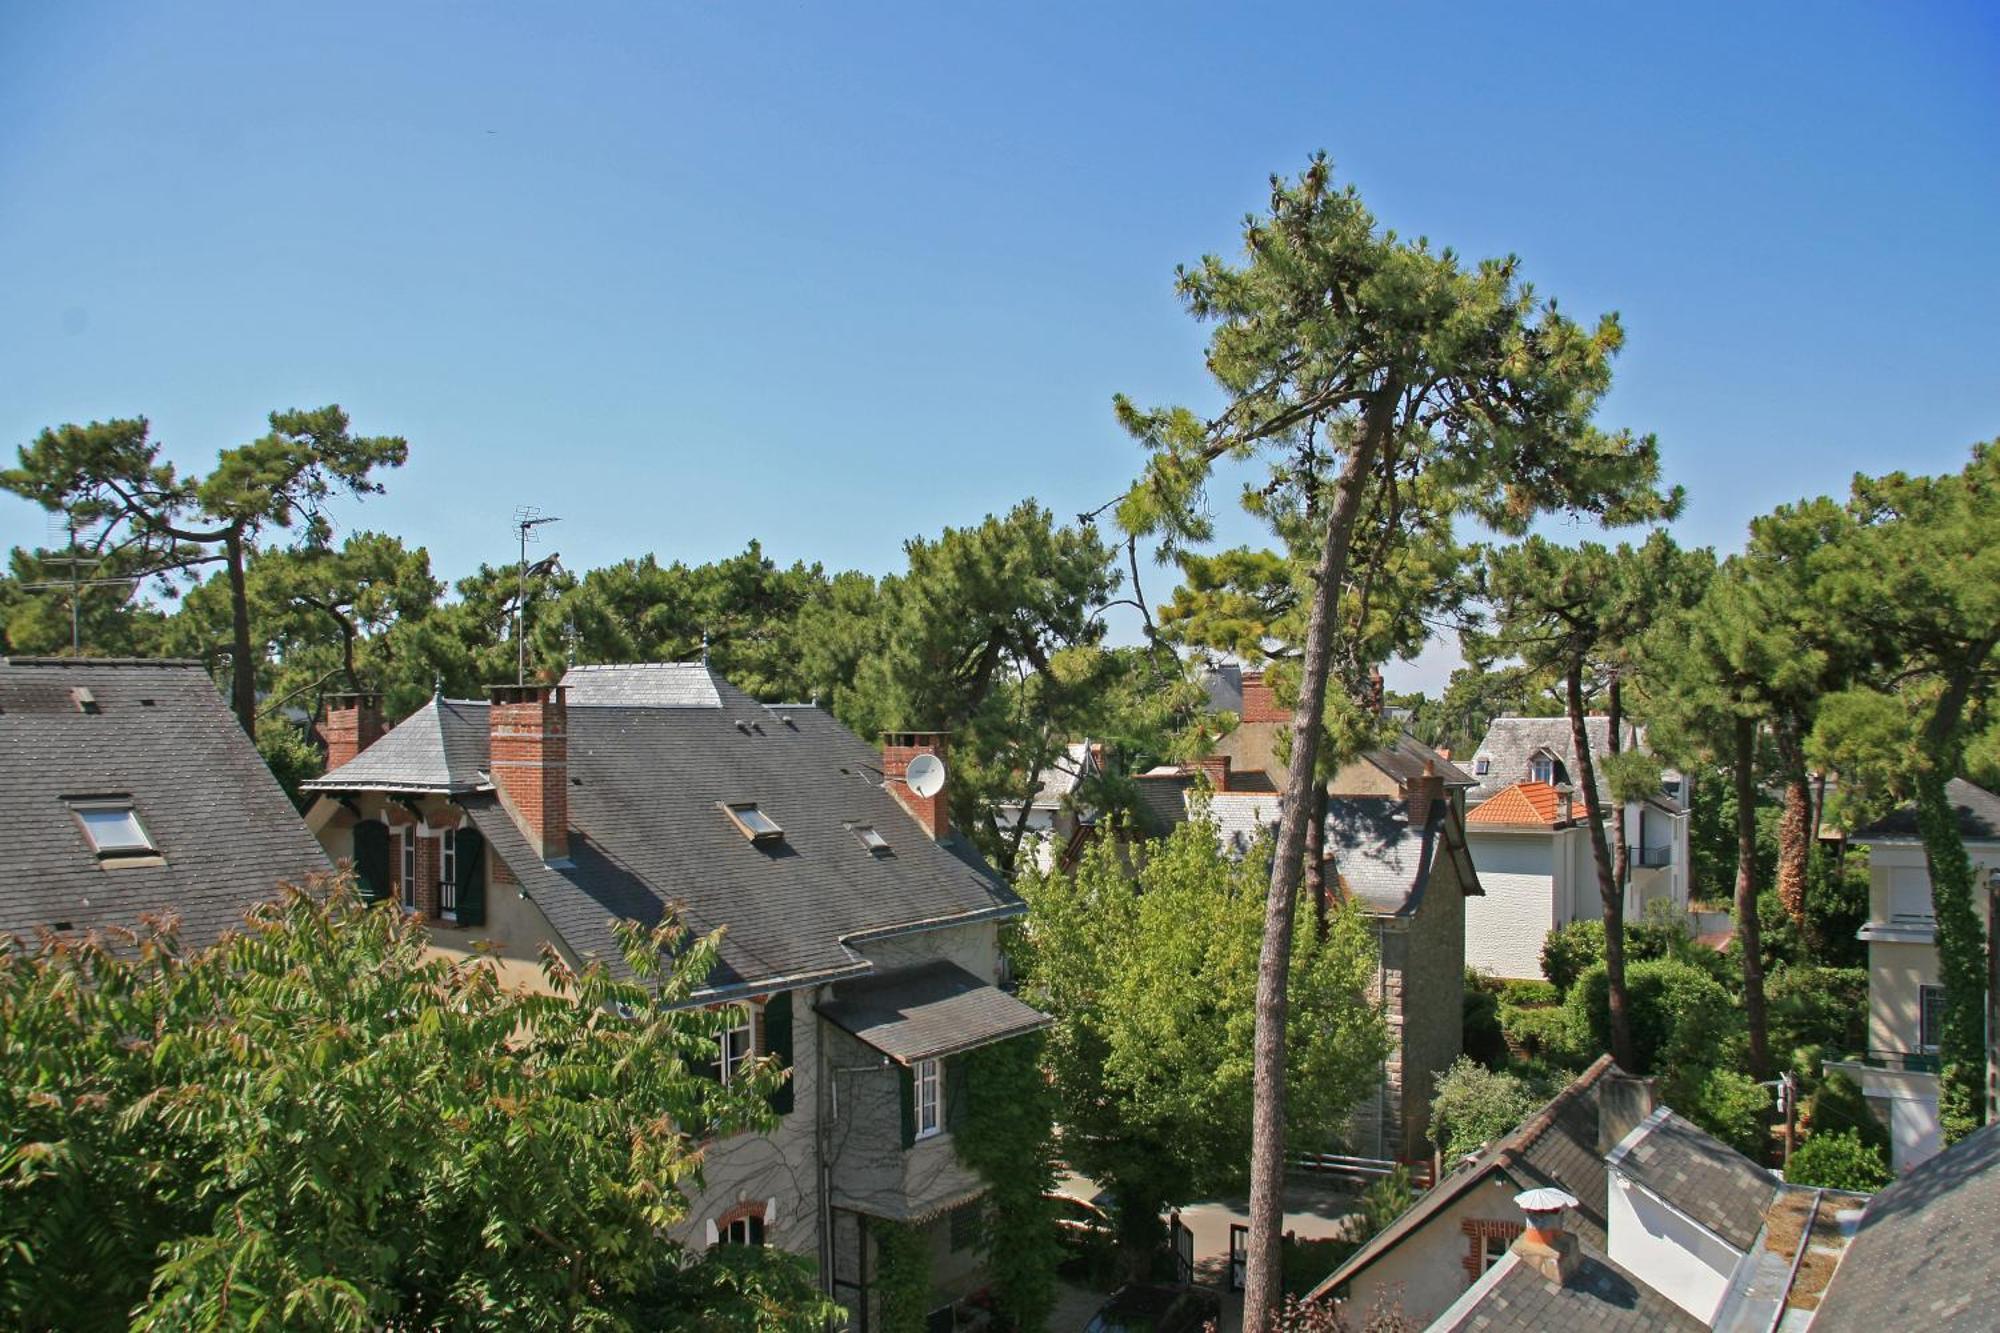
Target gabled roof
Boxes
[1848,777,2000,846]
[1467,780,1567,828]
[1325,796,1482,916]
[562,662,721,709]
[1607,1107,1776,1251]
[1432,1245,1703,1332]
[1469,715,1677,809]
[1812,1120,2000,1331]
[309,665,1023,994]
[0,657,332,947]
[1307,1056,1625,1304]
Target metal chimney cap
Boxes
[1514,1187,1579,1215]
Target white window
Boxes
[1530,754,1554,785]
[721,1213,765,1246]
[439,828,458,918]
[69,799,155,859]
[717,1006,755,1085]
[915,1058,942,1139]
[400,832,418,911]
[1920,985,1946,1053]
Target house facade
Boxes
[1824,777,2000,1173]
[300,664,1046,1330]
[0,656,332,945]
[1463,717,1691,980]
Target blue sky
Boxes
[2,3,1995,690]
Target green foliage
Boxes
[955,1035,1061,1331]
[1541,921,1607,997]
[1013,819,1388,1223]
[1808,1072,1891,1156]
[1357,1166,1415,1241]
[1430,1058,1537,1161]
[1566,957,1740,1077]
[871,1223,932,1333]
[1766,966,1868,1069]
[1671,1067,1770,1160]
[1498,1001,1582,1067]
[0,885,836,1331]
[1497,979,1558,1008]
[1801,849,1869,968]
[254,719,325,810]
[1281,1236,1354,1297]
[1460,979,1508,1070]
[1786,1131,1892,1193]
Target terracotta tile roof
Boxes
[1467,780,1564,827]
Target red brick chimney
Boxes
[1406,757,1446,829]
[1239,672,1286,724]
[1193,754,1232,793]
[487,684,569,861]
[321,693,385,771]
[882,731,950,840]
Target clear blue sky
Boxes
[3,2,1995,690]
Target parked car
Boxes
[1082,1283,1221,1333]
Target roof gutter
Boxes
[839,899,1028,947]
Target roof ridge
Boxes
[1498,1053,1615,1162]
[2,656,207,669]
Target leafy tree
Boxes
[1429,1058,1537,1161]
[1677,1067,1771,1160]
[1809,442,2000,1139]
[1112,155,1677,1328]
[1476,533,1709,1069]
[0,887,838,1331]
[2,408,408,737]
[0,544,165,656]
[1012,817,1386,1268]
[1786,1130,1892,1193]
[1564,956,1739,1079]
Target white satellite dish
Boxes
[905,752,947,799]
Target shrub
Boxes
[1565,957,1739,1076]
[1500,1002,1583,1066]
[1431,1058,1537,1161]
[1357,1166,1415,1240]
[1787,1130,1892,1192]
[1498,978,1559,1008]
[1462,983,1509,1069]
[1768,966,1869,1059]
[1808,1071,1890,1155]
[1541,921,1606,996]
[1668,1066,1771,1160]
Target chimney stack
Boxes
[1193,754,1232,794]
[487,684,569,861]
[882,731,950,840]
[1597,1072,1659,1156]
[1511,1188,1582,1284]
[321,693,385,772]
[1406,757,1446,830]
[1554,781,1575,824]
[1239,672,1286,724]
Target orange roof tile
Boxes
[1467,780,1563,827]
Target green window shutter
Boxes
[352,820,390,903]
[763,991,795,1116]
[945,1054,968,1133]
[899,1064,916,1149]
[455,825,487,926]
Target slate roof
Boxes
[1848,777,2000,845]
[304,694,491,792]
[1205,791,1284,854]
[1469,716,1669,808]
[1812,1120,2000,1331]
[1431,1246,1703,1332]
[816,960,1050,1064]
[1325,796,1482,916]
[1132,771,1194,836]
[310,667,1023,995]
[1307,1057,1624,1305]
[562,662,721,709]
[0,657,332,947]
[1607,1108,1776,1251]
[1466,780,1566,828]
[1363,731,1478,790]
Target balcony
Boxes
[1636,844,1673,868]
[1830,1048,1940,1076]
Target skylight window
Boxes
[849,823,891,854]
[721,802,784,844]
[68,798,157,862]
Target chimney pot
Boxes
[1511,1188,1583,1283]
[321,692,385,771]
[486,684,568,861]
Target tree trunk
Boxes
[225,528,257,739]
[1305,782,1329,940]
[1241,385,1395,1333]
[1608,675,1629,902]
[1567,664,1634,1070]
[1733,715,1771,1080]
[1772,712,1812,928]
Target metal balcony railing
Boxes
[1831,1049,1941,1075]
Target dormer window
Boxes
[68,797,157,864]
[721,802,784,844]
[1474,757,1491,776]
[1529,755,1553,784]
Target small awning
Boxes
[817,961,1049,1065]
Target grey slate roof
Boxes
[1364,731,1477,790]
[1324,796,1482,916]
[1132,772,1193,836]
[314,667,1023,994]
[303,695,491,792]
[816,960,1050,1064]
[562,662,721,709]
[0,657,332,947]
[1307,1057,1624,1305]
[1813,1120,2000,1332]
[1468,715,1659,807]
[1848,776,2000,845]
[1608,1108,1776,1251]
[1432,1247,1703,1332]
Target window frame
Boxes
[68,797,157,862]
[1474,757,1490,777]
[717,1004,756,1085]
[439,827,459,919]
[1529,754,1555,785]
[400,830,419,912]
[1482,1232,1509,1272]
[1919,983,1946,1053]
[721,1213,766,1246]
[720,802,784,844]
[915,1057,943,1140]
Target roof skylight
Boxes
[68,797,158,862]
[721,802,784,844]
[850,823,890,854]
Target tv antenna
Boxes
[513,507,561,684]
[19,515,141,655]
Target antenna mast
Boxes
[513,507,560,685]
[19,515,140,655]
